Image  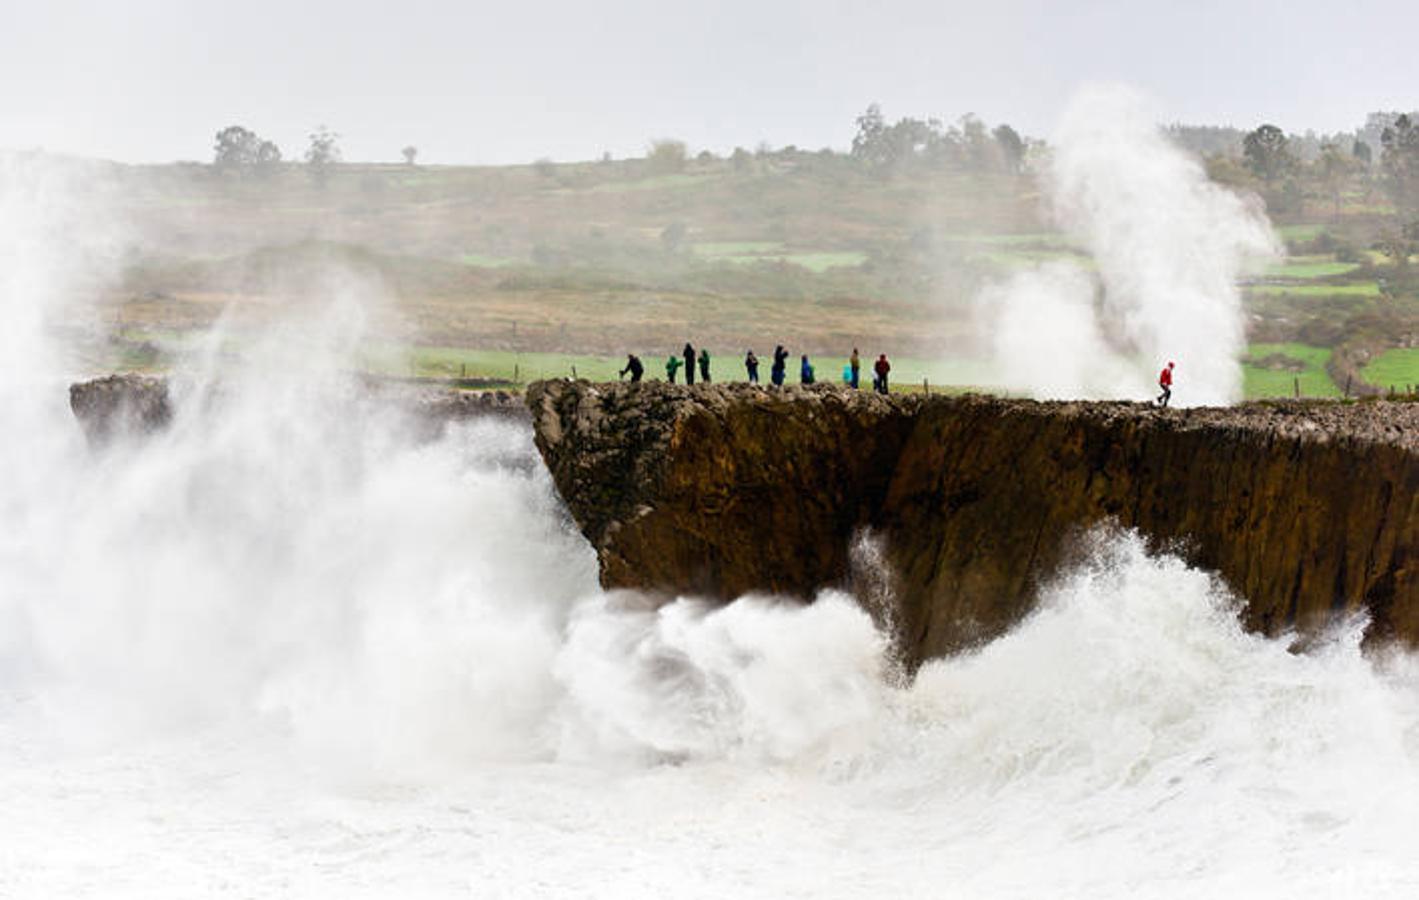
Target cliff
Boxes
[69,373,526,444]
[527,380,1419,665]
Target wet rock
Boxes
[68,374,171,443]
[528,379,1419,667]
[68,373,528,444]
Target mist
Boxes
[975,85,1280,405]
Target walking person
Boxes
[619,353,644,383]
[873,353,891,394]
[698,348,711,383]
[849,347,861,389]
[771,345,788,386]
[683,343,696,385]
[745,349,759,383]
[666,354,683,384]
[800,354,815,385]
[1156,361,1175,407]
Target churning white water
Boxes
[4,153,1419,899]
[4,365,1419,898]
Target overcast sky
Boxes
[3,0,1416,165]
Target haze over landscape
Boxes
[3,1,1419,897]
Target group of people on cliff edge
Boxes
[622,344,892,394]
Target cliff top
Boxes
[527,380,1419,451]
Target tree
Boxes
[993,124,1025,173]
[1381,114,1419,217]
[660,221,687,252]
[401,145,418,166]
[851,103,945,174]
[646,139,687,174]
[1353,140,1372,167]
[214,125,282,179]
[1242,124,1294,183]
[850,103,887,163]
[214,125,260,169]
[253,139,281,179]
[1316,143,1356,220]
[958,115,995,171]
[304,125,341,186]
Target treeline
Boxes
[1170,112,1419,221]
[210,124,349,185]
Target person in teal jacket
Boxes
[666,354,683,383]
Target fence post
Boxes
[1344,375,1351,398]
[924,378,929,395]
[572,365,578,380]
[1294,376,1299,398]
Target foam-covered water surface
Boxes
[3,148,1418,900]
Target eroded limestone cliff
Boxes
[69,373,526,444]
[527,380,1418,665]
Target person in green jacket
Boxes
[698,348,711,383]
[666,354,683,383]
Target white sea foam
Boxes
[4,148,1418,900]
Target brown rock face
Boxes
[68,374,527,444]
[69,374,172,443]
[527,379,1419,666]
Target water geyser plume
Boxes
[979,85,1279,405]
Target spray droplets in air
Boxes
[979,85,1280,405]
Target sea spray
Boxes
[4,150,1419,899]
[978,85,1279,404]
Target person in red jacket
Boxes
[873,354,891,394]
[1156,361,1174,407]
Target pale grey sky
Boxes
[2,0,1415,164]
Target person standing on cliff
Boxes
[771,345,789,386]
[873,354,891,394]
[698,348,711,383]
[666,354,683,384]
[1157,361,1174,407]
[745,349,759,383]
[619,353,644,383]
[800,354,815,385]
[849,348,861,389]
[683,343,696,385]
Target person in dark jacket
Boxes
[771,345,788,386]
[698,348,711,383]
[745,350,759,383]
[873,354,891,394]
[800,354,815,384]
[683,343,696,385]
[619,353,644,382]
[849,347,861,389]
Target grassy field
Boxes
[1246,283,1381,297]
[1361,349,1419,392]
[458,253,521,268]
[1263,257,1360,279]
[1241,343,1340,398]
[383,344,992,390]
[94,154,1418,403]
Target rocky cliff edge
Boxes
[527,379,1418,666]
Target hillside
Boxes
[70,149,1419,396]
